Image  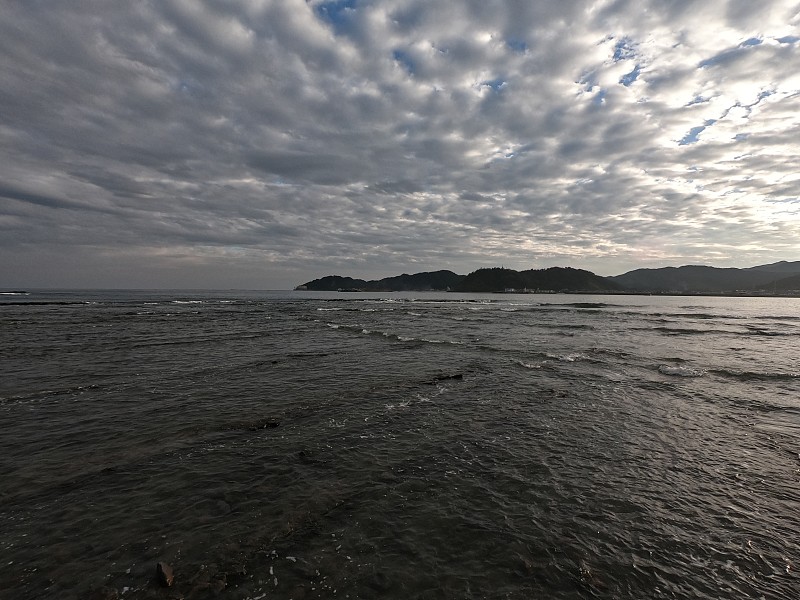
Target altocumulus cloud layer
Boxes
[1,0,799,288]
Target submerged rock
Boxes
[87,586,118,600]
[156,561,175,587]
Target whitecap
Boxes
[547,353,589,362]
[515,360,542,370]
[658,364,706,377]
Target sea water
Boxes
[1,290,798,599]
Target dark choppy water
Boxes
[1,290,799,599]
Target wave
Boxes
[754,314,800,322]
[744,326,793,337]
[324,322,463,346]
[322,297,497,305]
[540,302,618,309]
[547,352,592,363]
[0,383,101,405]
[0,300,94,306]
[658,365,706,377]
[566,302,611,309]
[639,326,721,336]
[709,369,800,382]
[536,323,595,331]
[672,312,731,320]
[514,360,542,370]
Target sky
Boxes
[1,0,799,289]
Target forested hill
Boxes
[298,267,621,292]
[297,270,465,291]
[452,267,622,293]
[298,261,800,294]
[610,261,800,292]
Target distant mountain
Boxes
[611,262,800,293]
[377,270,466,291]
[298,261,800,294]
[747,260,800,273]
[453,267,622,293]
[298,267,619,293]
[298,270,465,291]
[760,273,800,292]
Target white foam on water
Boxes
[547,353,590,362]
[515,360,542,370]
[659,364,706,377]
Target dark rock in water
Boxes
[156,561,175,587]
[87,586,118,600]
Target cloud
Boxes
[1,0,798,288]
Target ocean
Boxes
[1,290,798,599]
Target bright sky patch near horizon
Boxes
[1,0,799,289]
